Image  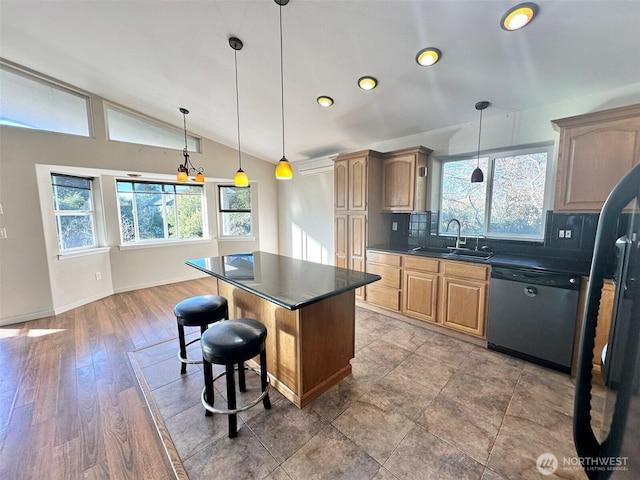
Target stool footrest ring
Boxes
[178,337,203,365]
[201,365,270,415]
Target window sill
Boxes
[216,236,256,242]
[58,246,111,260]
[118,237,211,251]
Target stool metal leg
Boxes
[203,359,214,417]
[225,364,237,438]
[260,349,271,410]
[178,322,187,374]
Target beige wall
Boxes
[0,95,278,325]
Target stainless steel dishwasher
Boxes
[487,266,581,373]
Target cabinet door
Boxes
[335,214,347,268]
[555,115,640,212]
[349,157,367,211]
[441,276,487,337]
[334,160,348,211]
[349,214,367,298]
[382,155,415,211]
[403,270,439,323]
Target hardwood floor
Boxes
[0,277,220,480]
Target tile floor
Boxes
[132,306,604,480]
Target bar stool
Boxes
[174,295,228,374]
[200,318,271,438]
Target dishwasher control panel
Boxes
[491,266,580,290]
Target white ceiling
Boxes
[1,1,639,163]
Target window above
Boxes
[438,144,552,240]
[116,180,206,244]
[0,62,91,136]
[106,104,200,152]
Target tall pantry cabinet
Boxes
[334,150,386,298]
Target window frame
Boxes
[116,179,207,246]
[437,143,554,241]
[51,173,98,253]
[216,184,254,239]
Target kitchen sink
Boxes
[446,248,494,259]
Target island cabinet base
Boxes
[217,280,355,408]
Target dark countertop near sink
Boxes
[367,244,592,277]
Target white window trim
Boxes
[437,142,554,241]
[118,237,211,251]
[58,246,111,260]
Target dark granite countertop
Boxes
[367,244,592,276]
[187,251,381,310]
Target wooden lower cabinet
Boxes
[402,256,440,323]
[440,261,489,338]
[593,279,615,383]
[365,251,402,310]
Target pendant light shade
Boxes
[471,101,490,183]
[230,36,249,187]
[176,107,204,182]
[274,0,293,180]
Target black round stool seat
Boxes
[200,318,271,438]
[174,295,229,375]
[174,295,228,327]
[201,318,267,365]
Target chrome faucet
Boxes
[445,218,462,249]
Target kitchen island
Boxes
[186,252,381,408]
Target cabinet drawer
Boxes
[366,263,401,288]
[403,255,440,273]
[366,284,401,311]
[442,260,489,281]
[367,251,402,266]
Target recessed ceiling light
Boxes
[501,2,538,31]
[358,76,378,91]
[317,96,334,107]
[416,47,441,66]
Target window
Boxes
[439,145,551,239]
[106,105,200,152]
[218,186,252,237]
[0,62,91,136]
[51,174,97,251]
[116,181,205,244]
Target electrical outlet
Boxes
[95,272,102,281]
[565,229,572,239]
[0,228,7,239]
[392,222,398,231]
[558,229,565,238]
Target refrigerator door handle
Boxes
[573,161,640,478]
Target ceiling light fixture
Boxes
[317,96,334,107]
[230,36,249,188]
[471,101,490,183]
[358,76,378,91]
[275,0,293,181]
[416,47,441,66]
[501,2,538,31]
[177,108,204,183]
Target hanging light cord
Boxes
[476,107,483,168]
[182,110,189,161]
[234,47,242,170]
[279,3,285,158]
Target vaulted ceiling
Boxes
[1,1,639,162]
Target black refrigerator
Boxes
[574,160,640,479]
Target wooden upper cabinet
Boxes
[348,156,367,211]
[553,104,640,212]
[381,146,431,212]
[334,160,348,211]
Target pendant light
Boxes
[177,108,204,183]
[274,0,293,180]
[471,101,490,183]
[230,37,249,187]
